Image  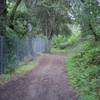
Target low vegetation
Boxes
[67,40,100,100]
[51,30,100,100]
[0,61,36,85]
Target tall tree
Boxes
[68,0,100,41]
[0,0,6,36]
[25,0,71,39]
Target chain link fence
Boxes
[0,35,49,74]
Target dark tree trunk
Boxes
[80,0,99,41]
[48,30,53,40]
[89,23,98,41]
[0,0,6,36]
[0,0,6,16]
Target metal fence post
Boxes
[0,36,4,74]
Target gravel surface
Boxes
[0,54,78,100]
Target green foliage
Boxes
[25,0,71,39]
[5,66,16,74]
[5,0,29,71]
[66,31,81,46]
[6,0,71,40]
[7,0,15,15]
[70,0,100,41]
[6,27,17,67]
[51,25,81,53]
[95,25,100,36]
[0,61,36,85]
[51,25,81,51]
[66,40,100,100]
[52,35,68,49]
[15,61,36,75]
[13,20,27,37]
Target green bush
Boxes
[52,35,68,49]
[66,31,81,46]
[51,28,81,50]
[5,66,16,74]
[66,40,100,100]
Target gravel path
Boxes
[0,54,77,100]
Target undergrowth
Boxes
[0,61,36,85]
[66,40,100,100]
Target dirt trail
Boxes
[0,54,77,100]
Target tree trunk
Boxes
[80,0,99,41]
[48,30,53,40]
[89,23,98,41]
[0,0,6,36]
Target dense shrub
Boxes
[67,40,100,100]
[52,35,68,49]
[5,27,18,73]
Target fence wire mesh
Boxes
[0,35,49,73]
